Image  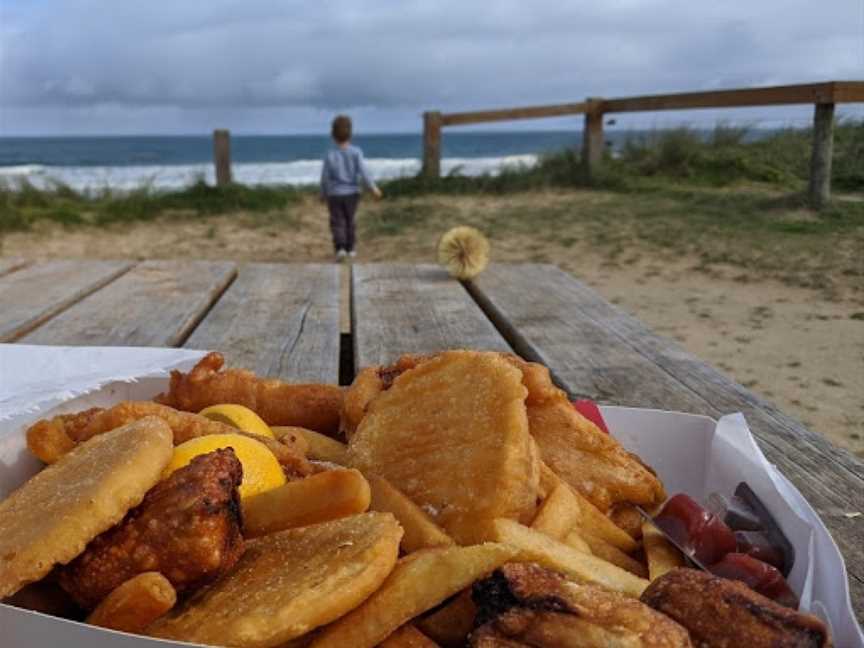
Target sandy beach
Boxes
[3,189,861,457]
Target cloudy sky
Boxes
[1,0,861,135]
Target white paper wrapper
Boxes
[1,344,862,646]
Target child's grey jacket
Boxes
[320,145,378,197]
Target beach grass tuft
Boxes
[1,121,861,235]
[0,179,301,232]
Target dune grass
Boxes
[0,179,302,233]
[1,122,861,237]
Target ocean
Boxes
[0,131,588,192]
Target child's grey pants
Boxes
[327,194,359,252]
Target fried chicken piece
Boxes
[641,568,831,648]
[26,400,312,478]
[58,449,245,610]
[470,563,691,648]
[155,352,343,436]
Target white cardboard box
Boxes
[1,345,862,647]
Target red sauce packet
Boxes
[572,399,609,434]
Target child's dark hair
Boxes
[331,115,352,143]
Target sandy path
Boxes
[2,200,861,457]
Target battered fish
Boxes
[342,355,428,438]
[155,352,343,436]
[27,400,312,477]
[471,562,692,648]
[59,449,245,609]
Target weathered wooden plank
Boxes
[582,99,604,176]
[352,264,511,370]
[467,266,714,413]
[602,81,837,113]
[422,112,443,178]
[808,102,835,209]
[184,263,340,383]
[437,82,863,129]
[22,260,236,347]
[0,260,132,341]
[213,129,232,186]
[832,81,864,103]
[469,264,864,616]
[0,258,30,278]
[441,101,588,126]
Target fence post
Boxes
[422,111,442,179]
[581,98,604,179]
[808,103,835,209]
[213,129,232,186]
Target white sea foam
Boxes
[0,155,538,192]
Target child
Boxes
[320,115,382,260]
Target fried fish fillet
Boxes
[147,512,403,648]
[470,562,692,647]
[155,352,343,436]
[27,400,312,477]
[342,355,428,438]
[641,568,831,648]
[501,355,665,513]
[348,351,540,544]
[59,448,245,609]
[0,418,173,599]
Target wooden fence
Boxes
[421,81,864,209]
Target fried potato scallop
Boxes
[348,350,540,545]
[147,512,402,648]
[0,417,173,598]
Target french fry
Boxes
[581,530,648,578]
[538,461,562,497]
[369,476,454,553]
[379,625,441,648]
[570,490,638,553]
[642,521,685,581]
[415,589,476,648]
[86,572,176,634]
[309,543,518,648]
[541,462,637,553]
[243,469,370,537]
[274,426,348,465]
[610,504,644,540]
[530,482,581,541]
[483,518,649,598]
[271,425,311,455]
[562,528,592,554]
[25,420,76,464]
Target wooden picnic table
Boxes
[1,259,861,620]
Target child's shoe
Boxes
[336,249,347,261]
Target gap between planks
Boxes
[172,267,239,348]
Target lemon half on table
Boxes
[164,433,285,499]
[198,404,275,439]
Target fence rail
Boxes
[421,81,864,209]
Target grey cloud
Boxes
[1,0,861,134]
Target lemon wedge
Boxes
[199,404,275,439]
[164,433,285,499]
